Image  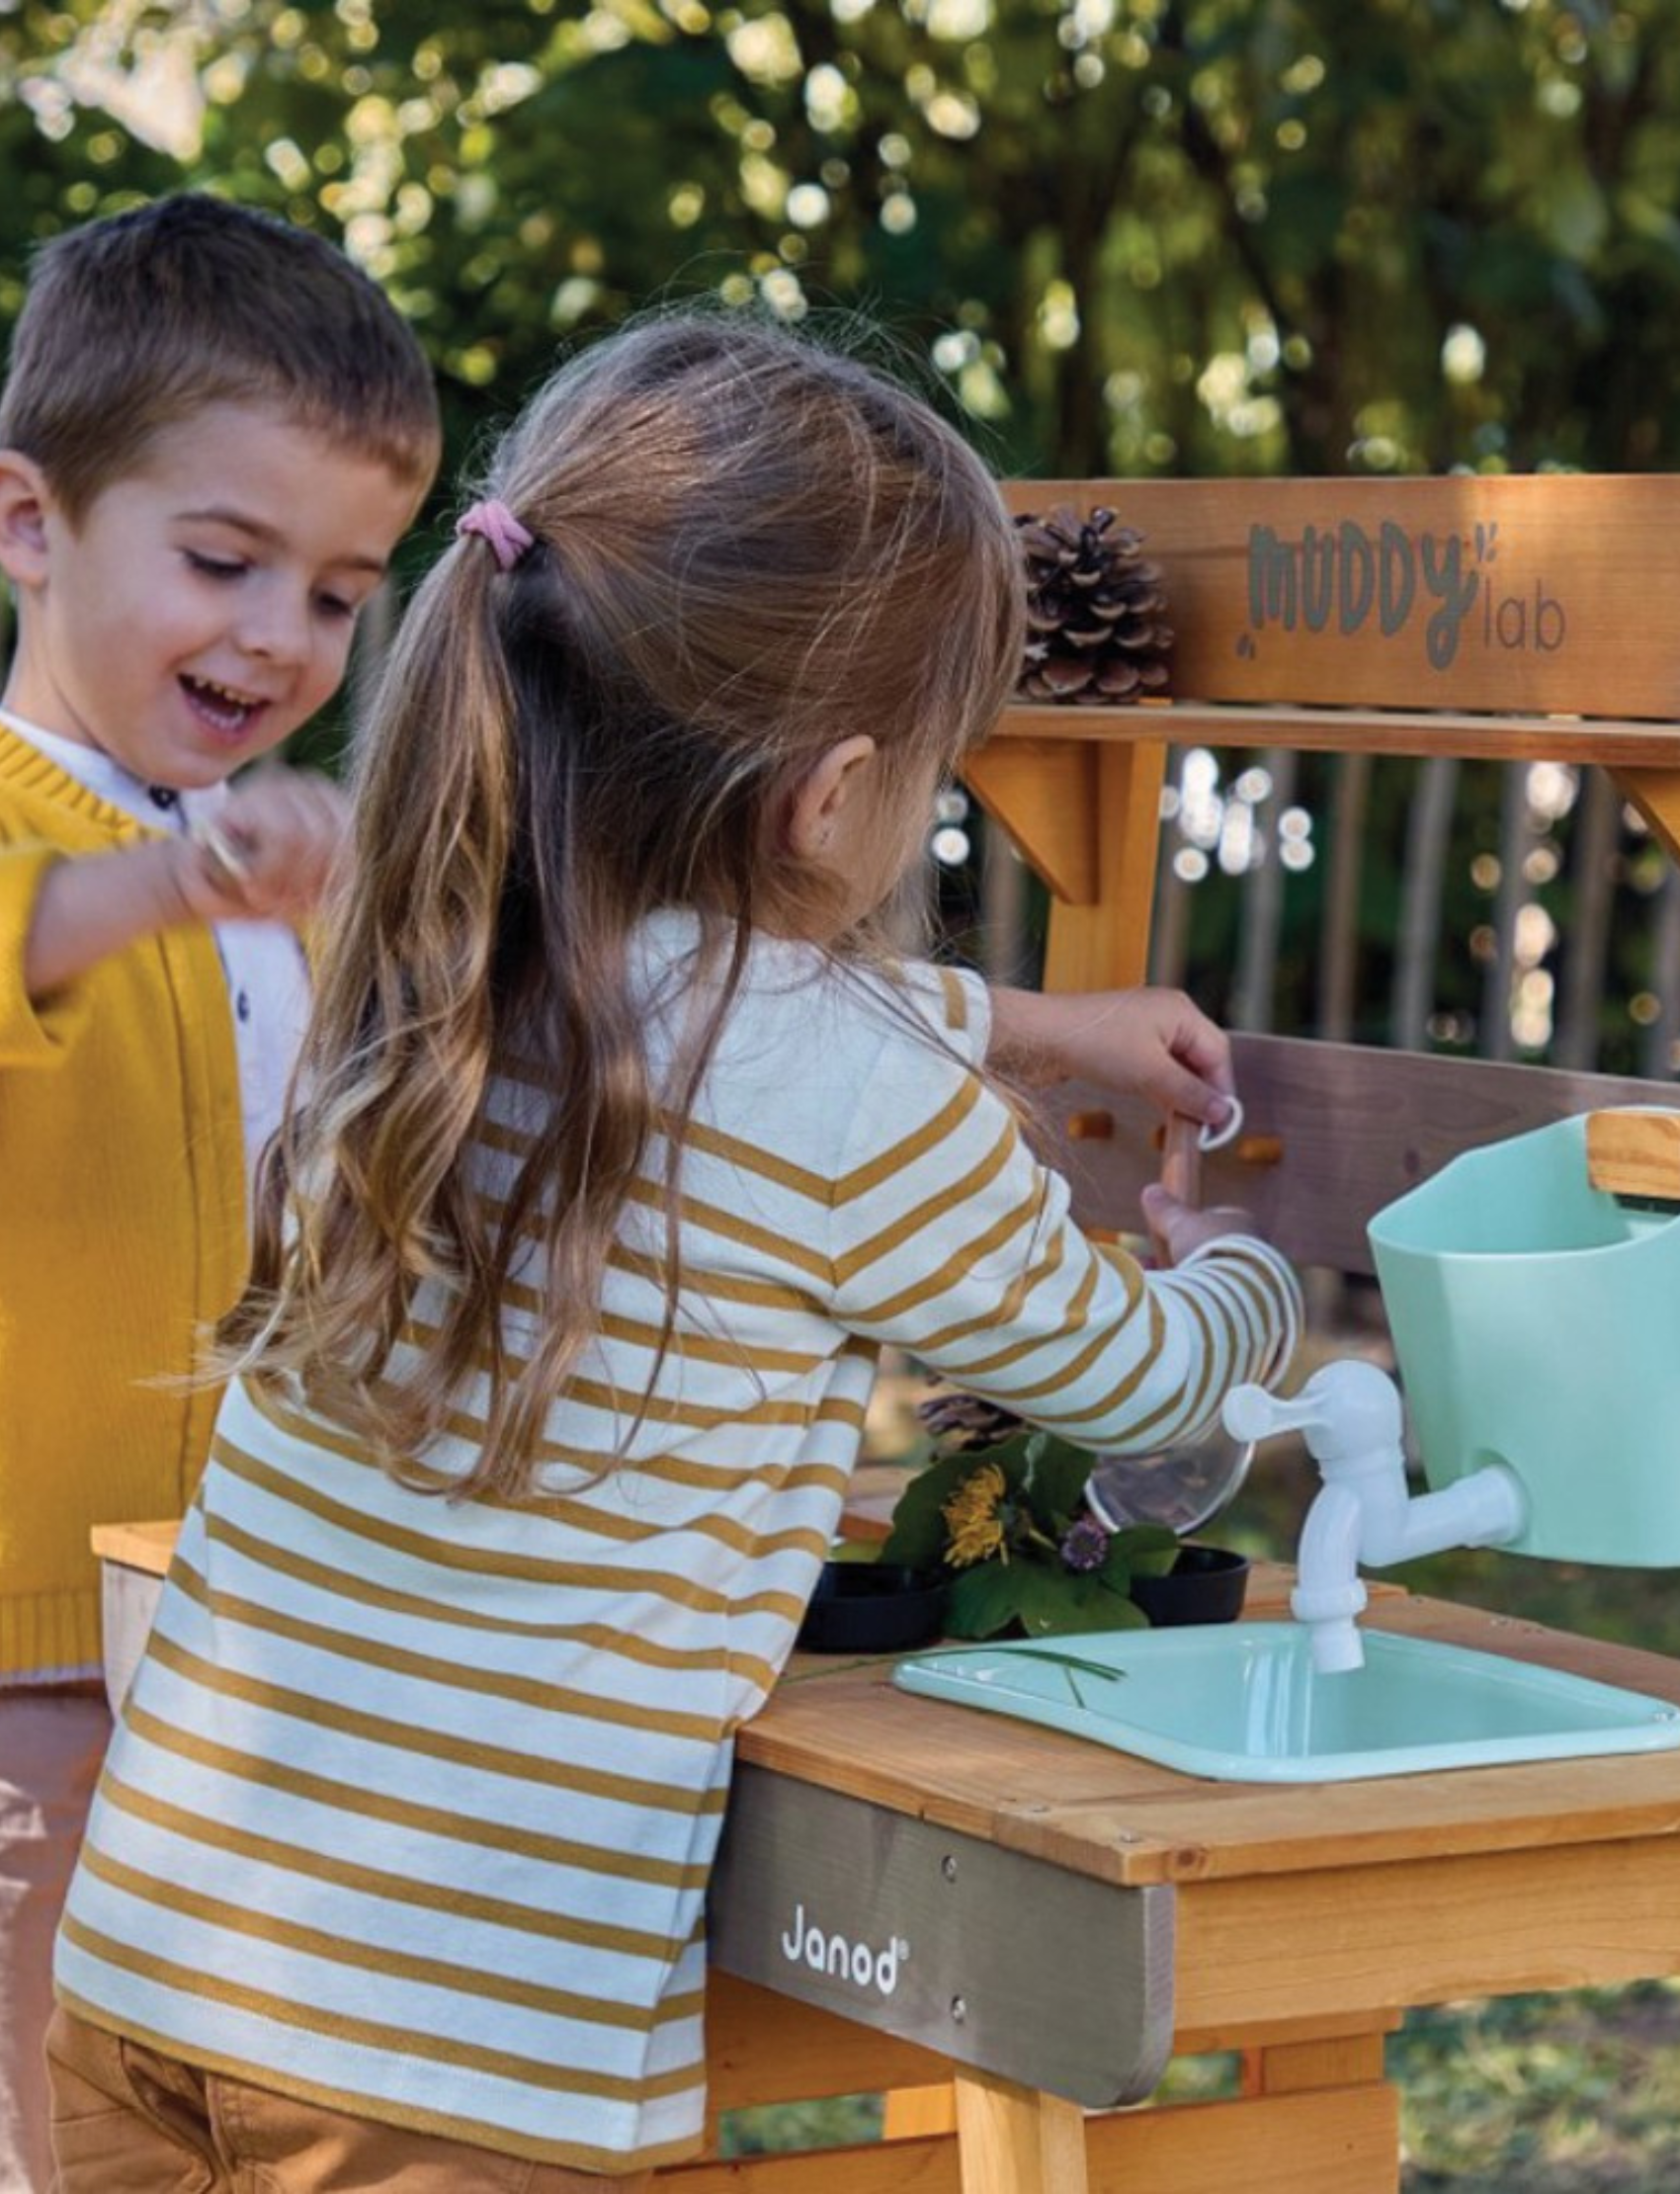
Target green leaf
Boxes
[878,1451,979,1570]
[945,1561,1031,1641]
[1012,1563,1082,1635]
[1112,1524,1181,1579]
[1096,1523,1177,1594]
[1019,1570,1149,1637]
[1052,1597,1152,1637]
[979,1432,1038,1493]
[1098,1540,1134,1594]
[1023,1434,1096,1532]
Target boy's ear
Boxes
[785,734,879,860]
[0,451,55,588]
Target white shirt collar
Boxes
[0,707,229,831]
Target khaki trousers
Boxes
[0,1684,111,2194]
[47,2010,657,2193]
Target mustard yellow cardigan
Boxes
[0,726,246,1681]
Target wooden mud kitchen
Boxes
[98,475,1680,2192]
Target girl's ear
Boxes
[784,734,879,861]
[0,452,53,588]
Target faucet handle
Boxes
[1221,1382,1316,1444]
[1221,1359,1403,1460]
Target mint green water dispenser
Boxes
[1368,1109,1680,1565]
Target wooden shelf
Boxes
[993,700,1680,768]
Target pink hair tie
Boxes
[455,498,536,572]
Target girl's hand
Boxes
[987,983,1237,1139]
[175,770,350,928]
[1137,1185,1261,1267]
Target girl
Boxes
[48,314,1299,2190]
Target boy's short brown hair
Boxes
[0,193,441,520]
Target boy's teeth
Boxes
[184,676,259,727]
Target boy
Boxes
[0,193,440,2191]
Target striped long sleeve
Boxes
[823,992,1296,1450]
[58,912,1299,2173]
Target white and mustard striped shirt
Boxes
[58,911,1300,2173]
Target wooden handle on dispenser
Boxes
[1585,1108,1680,1203]
[1149,1114,1203,1265]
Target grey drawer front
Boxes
[709,1762,1175,2106]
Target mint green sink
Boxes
[893,1624,1680,1783]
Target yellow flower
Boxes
[943,1462,1008,1568]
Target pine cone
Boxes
[1016,505,1173,705]
[918,1389,1026,1451]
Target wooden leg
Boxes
[882,2082,958,2138]
[1042,739,1167,994]
[1241,2023,1389,2099]
[953,2069,1089,2194]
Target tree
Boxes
[7,0,1680,1062]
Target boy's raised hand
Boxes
[177,769,349,928]
[986,982,1238,1139]
[25,769,351,1004]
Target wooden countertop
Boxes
[756,1591,1680,1893]
[96,1516,1680,1915]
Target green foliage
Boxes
[6,3,1680,1061]
[720,2092,882,2156]
[1393,1982,1680,2191]
[881,1427,1176,1639]
[15,0,1680,482]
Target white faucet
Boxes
[1221,1360,1529,1674]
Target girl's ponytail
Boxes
[223,310,1027,1496]
[226,539,518,1470]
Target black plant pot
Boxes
[796,1561,950,1653]
[1128,1543,1250,1628]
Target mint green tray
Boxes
[892,1624,1680,1784]
[1369,1110,1680,1564]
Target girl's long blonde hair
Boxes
[223,312,1027,1497]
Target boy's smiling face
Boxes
[0,401,424,790]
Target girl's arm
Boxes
[985,982,1236,1139]
[830,1015,1298,1457]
